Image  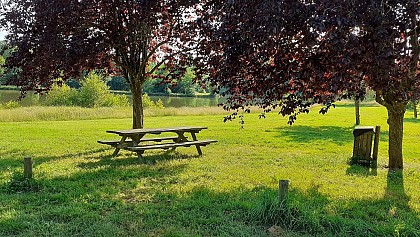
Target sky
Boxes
[0,30,7,40]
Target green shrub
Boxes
[142,93,164,109]
[0,55,5,76]
[44,83,78,106]
[101,93,130,107]
[42,72,166,109]
[78,72,108,107]
[44,72,129,108]
[80,72,129,107]
[155,98,164,109]
[1,100,21,109]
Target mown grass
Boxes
[0,103,419,236]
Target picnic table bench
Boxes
[98,126,217,160]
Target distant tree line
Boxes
[0,41,16,85]
[67,67,215,97]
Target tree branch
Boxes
[114,54,136,82]
[146,40,169,60]
[147,46,197,75]
[375,89,388,107]
[405,26,420,37]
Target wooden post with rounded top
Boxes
[278,180,289,204]
[24,157,33,179]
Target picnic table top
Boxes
[107,126,208,136]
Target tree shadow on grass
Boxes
[273,125,354,145]
[0,147,108,160]
[0,148,109,173]
[378,130,389,143]
[78,151,199,170]
[404,118,419,124]
[385,170,408,202]
[346,163,378,176]
[0,145,198,175]
[1,166,419,236]
[248,172,416,236]
[132,174,418,236]
[0,142,417,236]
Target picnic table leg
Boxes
[136,151,145,162]
[132,134,145,146]
[171,132,189,152]
[190,132,203,156]
[174,132,188,142]
[112,136,127,157]
[132,134,145,161]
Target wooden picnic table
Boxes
[98,126,217,160]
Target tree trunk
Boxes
[355,98,360,125]
[131,80,144,129]
[386,103,406,170]
[412,98,418,119]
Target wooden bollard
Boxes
[24,157,33,179]
[278,180,289,204]
[372,126,381,161]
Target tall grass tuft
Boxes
[250,191,308,231]
[3,171,42,194]
[0,106,131,122]
[144,106,227,117]
[0,106,228,122]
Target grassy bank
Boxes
[0,106,227,122]
[0,104,419,236]
[0,86,19,91]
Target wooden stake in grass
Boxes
[24,157,33,179]
[278,180,289,204]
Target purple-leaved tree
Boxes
[195,0,419,170]
[1,0,201,128]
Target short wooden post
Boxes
[372,126,381,161]
[278,180,289,204]
[24,157,33,179]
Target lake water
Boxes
[0,90,221,108]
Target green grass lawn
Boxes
[0,104,419,236]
